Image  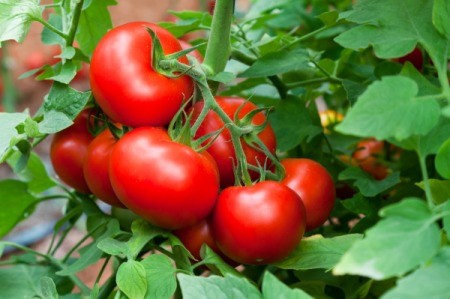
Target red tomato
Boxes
[208,0,216,14]
[174,219,220,261]
[178,40,203,63]
[190,97,277,188]
[395,48,423,70]
[281,158,335,231]
[90,22,194,127]
[212,181,306,265]
[50,110,94,193]
[25,45,60,70]
[109,127,220,230]
[352,138,388,180]
[83,129,124,207]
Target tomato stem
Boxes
[66,0,84,46]
[417,152,435,209]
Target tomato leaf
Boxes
[201,245,243,278]
[340,193,380,216]
[49,61,78,84]
[117,260,147,299]
[0,0,43,45]
[141,255,177,299]
[7,152,57,194]
[262,271,313,299]
[127,220,166,259]
[274,234,363,271]
[40,277,58,299]
[338,167,400,197]
[38,82,91,134]
[441,201,450,240]
[76,0,116,56]
[0,180,38,237]
[335,0,449,71]
[238,46,311,78]
[333,198,441,279]
[336,76,441,141]
[177,273,262,299]
[0,112,29,162]
[416,179,450,205]
[432,0,450,39]
[269,97,321,152]
[381,247,450,299]
[435,138,450,179]
[97,238,128,256]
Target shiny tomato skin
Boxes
[109,127,220,230]
[90,22,194,127]
[352,138,388,180]
[190,97,277,188]
[281,158,335,231]
[83,129,124,207]
[50,110,94,193]
[212,181,306,265]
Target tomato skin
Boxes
[281,158,335,231]
[83,129,124,207]
[395,48,423,70]
[90,22,194,127]
[212,181,306,265]
[50,110,94,193]
[352,138,388,180]
[109,127,220,230]
[190,97,277,188]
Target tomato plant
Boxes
[352,138,389,180]
[90,22,194,127]
[109,127,220,230]
[190,96,276,187]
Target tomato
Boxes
[395,48,423,70]
[208,0,216,14]
[178,40,203,63]
[109,127,220,230]
[190,97,277,187]
[50,109,94,193]
[90,22,194,127]
[83,129,124,207]
[211,181,306,265]
[281,158,335,231]
[25,45,60,70]
[174,219,220,261]
[111,206,140,231]
[352,138,388,180]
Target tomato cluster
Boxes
[50,22,336,266]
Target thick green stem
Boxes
[202,0,234,93]
[34,18,69,40]
[66,0,84,46]
[418,153,434,209]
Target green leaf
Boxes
[238,47,310,78]
[0,112,28,161]
[0,264,73,298]
[50,61,78,84]
[38,82,91,134]
[335,0,449,70]
[436,138,450,179]
[200,245,243,277]
[177,273,262,299]
[141,255,177,299]
[41,13,64,45]
[210,72,236,83]
[127,219,167,259]
[0,0,43,44]
[262,271,313,299]
[382,247,450,299]
[442,201,450,240]
[334,198,441,279]
[76,0,116,56]
[7,152,57,194]
[97,238,128,256]
[269,97,321,151]
[117,260,147,299]
[416,179,450,205]
[340,193,380,216]
[432,0,450,38]
[336,76,440,141]
[0,180,38,237]
[274,234,363,271]
[40,277,58,299]
[338,167,400,197]
[399,63,441,96]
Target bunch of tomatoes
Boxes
[50,22,336,266]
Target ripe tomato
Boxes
[352,138,388,180]
[190,97,277,187]
[178,40,203,63]
[83,129,124,207]
[281,158,335,231]
[109,127,220,230]
[211,181,306,265]
[50,109,94,193]
[90,22,194,127]
[174,219,219,261]
[395,48,423,70]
